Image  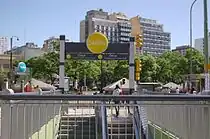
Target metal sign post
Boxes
[129,37,135,94]
[59,35,65,92]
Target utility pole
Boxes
[204,0,209,90]
[189,0,198,88]
[9,36,19,88]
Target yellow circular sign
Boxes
[86,32,108,54]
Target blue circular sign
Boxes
[18,62,26,72]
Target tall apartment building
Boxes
[130,16,171,56]
[80,9,131,43]
[42,37,59,52]
[172,45,190,56]
[42,36,69,52]
[194,33,210,56]
[0,37,8,54]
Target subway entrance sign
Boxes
[65,34,129,60]
[86,32,108,54]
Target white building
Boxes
[80,9,131,43]
[194,33,210,55]
[0,37,8,54]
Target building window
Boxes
[101,26,104,31]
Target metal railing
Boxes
[0,94,210,139]
[0,90,62,139]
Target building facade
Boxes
[0,54,22,72]
[172,45,190,56]
[80,9,131,43]
[42,37,59,52]
[0,37,8,54]
[5,42,45,61]
[194,33,210,56]
[130,16,171,56]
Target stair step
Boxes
[58,134,96,139]
[61,116,96,120]
[59,129,96,134]
[108,123,133,128]
[108,134,135,139]
[108,127,134,134]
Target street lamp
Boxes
[203,0,209,90]
[189,0,198,88]
[9,36,19,85]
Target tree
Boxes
[139,54,158,82]
[156,51,188,84]
[185,48,204,74]
[0,71,6,90]
[26,52,59,84]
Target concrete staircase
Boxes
[108,117,135,139]
[58,115,96,139]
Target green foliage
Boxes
[156,51,188,84]
[185,48,204,74]
[0,71,6,90]
[139,54,159,82]
[20,43,204,87]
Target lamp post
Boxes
[189,0,198,88]
[9,36,19,87]
[203,0,209,90]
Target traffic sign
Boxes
[18,62,26,73]
[86,32,109,54]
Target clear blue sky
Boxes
[0,0,209,49]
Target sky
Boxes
[0,0,210,49]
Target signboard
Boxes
[15,67,30,75]
[86,32,108,54]
[18,62,26,72]
[65,43,129,60]
[67,53,128,60]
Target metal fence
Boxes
[0,90,62,139]
[0,94,210,139]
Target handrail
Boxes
[133,106,141,139]
[0,94,210,101]
[101,101,108,139]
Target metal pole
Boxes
[129,37,135,94]
[204,0,209,90]
[100,59,103,93]
[9,38,13,88]
[10,38,13,72]
[189,0,198,88]
[59,35,65,93]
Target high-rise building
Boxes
[80,9,131,43]
[42,36,69,52]
[130,16,171,56]
[42,37,59,52]
[172,45,190,56]
[0,37,8,54]
[194,33,210,56]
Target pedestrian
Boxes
[35,85,42,95]
[176,87,180,94]
[112,85,121,117]
[24,80,33,92]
